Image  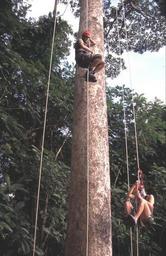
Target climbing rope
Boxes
[120,1,141,255]
[132,102,140,172]
[57,0,69,18]
[86,67,90,256]
[116,6,134,256]
[85,0,90,255]
[122,87,134,256]
[120,0,140,172]
[165,46,166,105]
[122,89,130,189]
[32,1,58,255]
[115,8,130,189]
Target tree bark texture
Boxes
[65,0,112,256]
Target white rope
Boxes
[32,1,58,255]
[85,0,90,255]
[116,7,134,256]
[122,88,130,189]
[164,46,166,104]
[120,0,140,172]
[56,0,69,18]
[120,1,140,255]
[86,69,90,256]
[122,87,134,256]
[84,0,90,255]
[115,8,130,189]
[132,103,140,171]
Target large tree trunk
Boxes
[65,0,112,256]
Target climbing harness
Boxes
[32,1,58,255]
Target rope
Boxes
[132,102,140,171]
[131,105,140,256]
[115,9,130,190]
[85,0,90,255]
[122,88,134,256]
[164,46,166,105]
[122,88,130,189]
[165,46,166,105]
[32,1,58,255]
[86,69,90,256]
[56,0,69,18]
[120,0,140,172]
[120,1,140,255]
[116,7,133,256]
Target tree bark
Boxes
[65,0,112,255]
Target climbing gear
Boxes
[128,214,137,226]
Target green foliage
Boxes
[0,1,166,255]
[107,86,166,256]
[64,0,166,77]
[0,0,73,255]
[104,0,166,77]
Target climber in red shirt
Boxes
[75,30,105,82]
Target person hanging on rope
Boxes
[124,171,155,227]
[74,30,105,82]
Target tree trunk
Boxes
[65,0,112,255]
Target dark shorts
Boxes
[76,52,102,69]
[76,52,93,68]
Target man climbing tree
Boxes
[75,30,105,82]
[65,0,112,256]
